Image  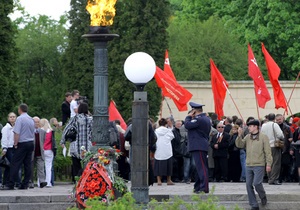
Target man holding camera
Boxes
[184,102,211,194]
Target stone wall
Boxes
[160,81,300,121]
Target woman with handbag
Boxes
[1,112,17,187]
[61,102,92,182]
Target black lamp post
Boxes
[83,0,119,148]
[124,52,156,204]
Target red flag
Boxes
[248,44,271,108]
[210,59,228,120]
[163,50,188,111]
[261,43,288,112]
[164,50,176,80]
[108,100,127,130]
[154,66,192,111]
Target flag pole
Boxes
[283,71,300,116]
[223,81,245,123]
[159,94,164,119]
[164,98,172,115]
[253,82,261,119]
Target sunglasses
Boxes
[217,126,224,128]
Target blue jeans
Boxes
[246,166,266,208]
[240,149,246,180]
[183,155,195,181]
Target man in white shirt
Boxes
[261,113,284,185]
[70,90,80,118]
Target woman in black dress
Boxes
[228,125,241,182]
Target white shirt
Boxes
[261,121,284,147]
[70,100,78,118]
[1,123,14,149]
[154,126,174,160]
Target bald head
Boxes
[33,116,40,129]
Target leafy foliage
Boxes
[174,0,300,80]
[0,0,20,122]
[61,0,94,106]
[168,16,247,81]
[15,14,68,119]
[108,0,170,120]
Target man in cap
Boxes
[184,102,211,193]
[236,119,272,210]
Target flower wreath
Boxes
[76,161,113,209]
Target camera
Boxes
[76,96,88,105]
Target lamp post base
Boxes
[131,91,149,204]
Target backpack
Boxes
[109,122,120,148]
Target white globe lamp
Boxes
[124,52,156,91]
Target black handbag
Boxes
[65,125,77,142]
[0,156,10,168]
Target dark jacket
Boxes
[224,124,232,134]
[185,113,211,152]
[61,101,70,125]
[279,123,292,153]
[172,127,183,157]
[210,132,230,158]
[228,133,239,152]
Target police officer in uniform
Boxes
[185,102,211,193]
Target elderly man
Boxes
[29,117,47,188]
[3,104,35,190]
[210,122,230,182]
[261,113,284,185]
[236,120,272,210]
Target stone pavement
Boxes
[0,182,300,209]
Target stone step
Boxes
[154,201,300,210]
[151,193,300,202]
[219,201,300,210]
[0,203,74,210]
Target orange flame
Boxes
[86,0,117,26]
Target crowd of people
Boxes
[2,89,300,210]
[0,104,59,190]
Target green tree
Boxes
[0,0,20,122]
[108,0,170,120]
[174,0,300,80]
[63,0,170,120]
[62,0,94,106]
[168,16,247,81]
[62,0,113,116]
[15,14,68,119]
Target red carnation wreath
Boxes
[76,161,113,209]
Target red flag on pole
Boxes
[248,44,271,108]
[154,66,192,111]
[261,43,288,112]
[163,50,188,111]
[210,59,228,120]
[109,100,127,130]
[164,50,176,80]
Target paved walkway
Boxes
[1,182,299,197]
[149,182,300,195]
